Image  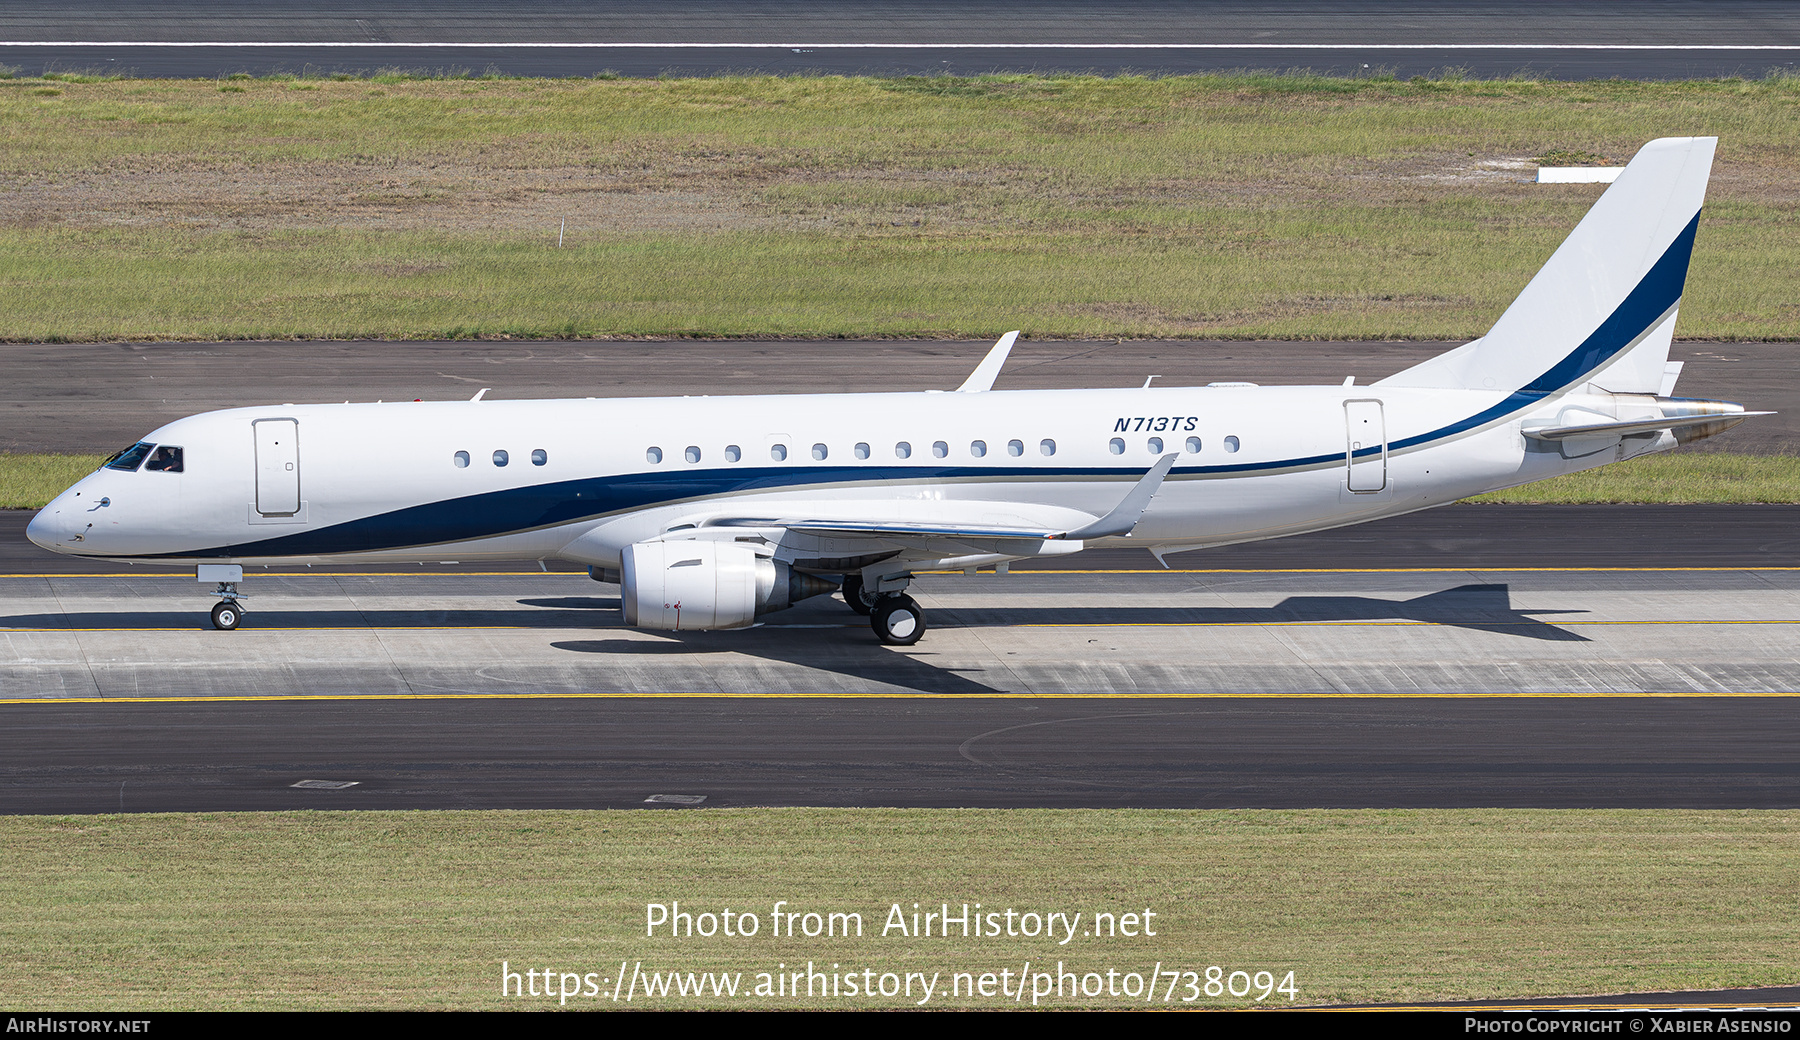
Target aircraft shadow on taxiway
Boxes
[549,582,1589,695]
[6,583,1586,696]
[6,582,1585,640]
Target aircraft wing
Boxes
[709,454,1180,551]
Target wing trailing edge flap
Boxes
[715,454,1181,552]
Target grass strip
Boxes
[2,73,1798,341]
[1463,453,1800,504]
[0,454,103,509]
[5,453,1797,511]
[2,808,1795,1010]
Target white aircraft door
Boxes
[253,418,301,516]
[1344,400,1386,493]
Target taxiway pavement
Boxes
[2,1,1797,79]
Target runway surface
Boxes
[2,1,1797,80]
[5,339,1791,456]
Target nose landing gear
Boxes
[210,595,242,631]
[198,564,246,631]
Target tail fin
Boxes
[1376,137,1715,395]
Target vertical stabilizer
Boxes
[1376,137,1715,395]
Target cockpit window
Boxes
[103,442,155,472]
[144,446,184,473]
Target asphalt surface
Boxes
[5,339,1791,455]
[5,695,1800,813]
[1,1,1797,79]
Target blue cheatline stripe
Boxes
[127,214,1698,561]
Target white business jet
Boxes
[28,137,1764,644]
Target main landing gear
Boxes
[869,594,926,646]
[843,572,926,645]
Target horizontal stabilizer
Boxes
[1523,411,1771,442]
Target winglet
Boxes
[955,331,1019,393]
[1061,453,1179,540]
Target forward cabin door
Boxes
[253,418,301,516]
[1344,400,1387,493]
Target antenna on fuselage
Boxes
[470,388,490,402]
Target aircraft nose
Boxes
[25,506,62,551]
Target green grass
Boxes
[1465,453,1800,504]
[2,808,1795,1010]
[0,454,101,509]
[1,74,1798,340]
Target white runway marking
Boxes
[5,42,1800,51]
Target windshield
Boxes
[102,442,155,472]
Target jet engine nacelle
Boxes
[620,540,838,631]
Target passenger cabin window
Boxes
[970,440,987,458]
[531,449,547,466]
[104,442,155,472]
[685,446,701,463]
[493,449,509,467]
[453,451,470,468]
[932,441,948,459]
[1007,439,1024,457]
[895,441,912,459]
[725,445,742,463]
[1108,438,1125,455]
[770,444,787,462]
[1040,439,1056,456]
[854,442,870,460]
[1147,437,1163,453]
[646,446,663,464]
[1225,436,1241,453]
[144,445,184,472]
[1185,436,1201,453]
[811,443,828,461]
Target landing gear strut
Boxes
[870,594,925,646]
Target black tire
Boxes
[870,595,925,646]
[841,573,872,616]
[210,601,241,631]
